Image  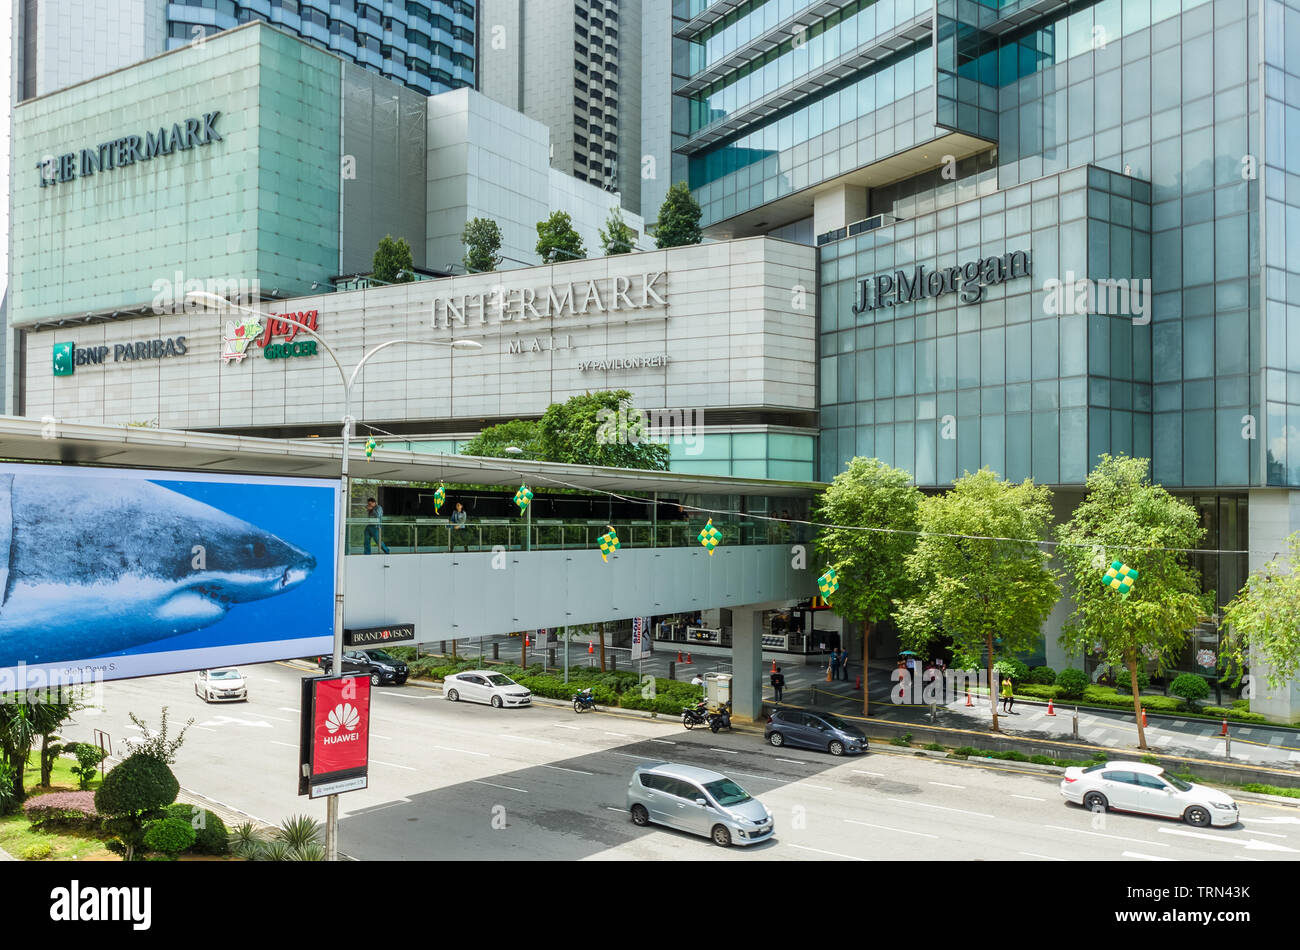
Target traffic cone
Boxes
[1141,709,1148,728]
[854,676,862,691]
[686,653,693,664]
[677,651,683,662]
[826,666,832,682]
[1046,699,1055,716]
[588,641,594,654]
[965,690,973,707]
[1220,719,1228,736]
[771,660,778,674]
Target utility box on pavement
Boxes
[705,672,732,711]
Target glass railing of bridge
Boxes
[343,517,814,555]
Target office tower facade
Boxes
[480,0,643,213]
[675,0,1300,719]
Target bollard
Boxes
[548,648,556,669]
[930,703,937,724]
[611,653,618,672]
[492,642,499,660]
[668,660,676,680]
[441,640,447,654]
[1225,734,1231,758]
[1072,707,1079,740]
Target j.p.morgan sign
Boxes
[37,111,223,187]
[853,250,1031,313]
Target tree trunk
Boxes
[40,735,55,787]
[987,630,1000,733]
[1130,646,1147,750]
[861,620,874,717]
[521,632,528,669]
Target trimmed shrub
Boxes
[952,746,978,758]
[889,733,914,747]
[1055,668,1088,699]
[22,843,53,860]
[1016,684,1063,700]
[143,817,196,856]
[1203,706,1269,724]
[1029,666,1057,685]
[164,804,229,855]
[1115,669,1152,693]
[23,791,99,831]
[95,753,179,816]
[993,659,1030,683]
[69,742,106,791]
[1169,673,1211,704]
[924,742,945,752]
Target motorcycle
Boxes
[573,687,597,713]
[681,701,709,729]
[707,703,732,733]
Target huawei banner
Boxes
[299,674,371,798]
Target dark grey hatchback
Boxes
[765,709,867,756]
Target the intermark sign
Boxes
[432,271,667,329]
[853,250,1031,313]
[37,111,223,188]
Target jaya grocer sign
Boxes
[222,310,321,364]
[853,250,1031,313]
[37,111,223,188]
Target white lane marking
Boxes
[649,739,676,745]
[606,751,652,759]
[270,740,298,749]
[259,714,297,723]
[852,769,884,777]
[1233,856,1262,861]
[788,843,865,861]
[278,707,300,713]
[776,758,806,765]
[887,798,994,819]
[1012,794,1046,801]
[605,732,631,738]
[1045,825,1169,846]
[472,780,528,793]
[1123,852,1175,861]
[551,724,581,730]
[190,725,217,732]
[929,781,966,789]
[846,819,937,839]
[500,734,553,745]
[371,759,416,771]
[804,783,833,791]
[1158,828,1299,852]
[371,734,392,741]
[541,764,593,775]
[433,745,490,757]
[709,748,739,754]
[1241,829,1287,839]
[724,770,781,784]
[605,807,625,813]
[1241,816,1300,825]
[1019,852,1066,861]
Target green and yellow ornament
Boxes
[697,518,722,556]
[597,525,620,562]
[817,567,839,604]
[1102,560,1138,597]
[433,483,446,514]
[514,483,534,512]
[364,437,377,458]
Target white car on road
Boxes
[1060,761,1238,827]
[443,670,532,708]
[194,668,248,703]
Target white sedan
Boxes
[194,668,248,703]
[1060,761,1238,827]
[443,670,532,708]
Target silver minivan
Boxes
[626,762,774,847]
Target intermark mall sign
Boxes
[431,271,667,329]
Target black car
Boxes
[318,649,409,686]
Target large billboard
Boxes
[0,463,337,690]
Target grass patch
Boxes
[0,752,113,861]
[1240,783,1300,799]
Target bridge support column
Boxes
[729,605,764,723]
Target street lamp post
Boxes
[188,291,480,860]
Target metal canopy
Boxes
[0,417,824,497]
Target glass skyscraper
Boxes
[674,0,1300,719]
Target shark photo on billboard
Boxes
[0,463,337,688]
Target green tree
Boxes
[127,707,194,765]
[32,696,76,788]
[462,217,504,273]
[599,208,637,256]
[536,210,586,264]
[1056,455,1212,750]
[461,419,544,459]
[0,704,36,804]
[372,234,415,283]
[813,458,923,715]
[1221,531,1300,692]
[541,391,669,470]
[895,469,1059,732]
[95,753,181,861]
[655,181,703,248]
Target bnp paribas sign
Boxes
[36,111,223,188]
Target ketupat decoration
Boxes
[697,518,722,555]
[597,525,620,562]
[433,483,446,514]
[817,567,839,604]
[365,438,377,458]
[1102,560,1139,596]
[514,483,534,512]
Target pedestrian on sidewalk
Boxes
[838,648,850,681]
[829,650,840,681]
[1001,675,1014,713]
[771,666,785,702]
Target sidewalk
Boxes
[771,663,1300,770]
